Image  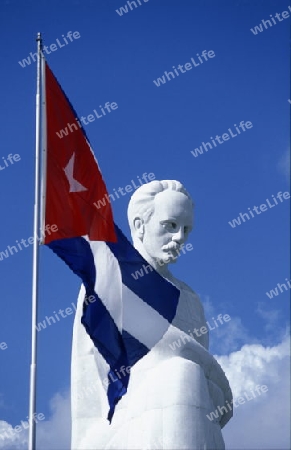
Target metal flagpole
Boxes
[28,32,44,450]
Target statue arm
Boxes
[178,333,233,427]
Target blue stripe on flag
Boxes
[122,330,149,367]
[107,225,180,322]
[48,237,130,419]
[48,237,96,289]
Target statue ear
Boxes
[133,217,144,239]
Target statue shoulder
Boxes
[171,276,200,298]
[170,275,205,313]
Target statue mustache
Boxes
[161,241,181,252]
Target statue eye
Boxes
[184,226,189,234]
[162,221,177,230]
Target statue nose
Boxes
[172,228,184,244]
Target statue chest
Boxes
[171,286,209,349]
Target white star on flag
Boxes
[64,153,87,193]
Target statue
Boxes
[71,180,233,449]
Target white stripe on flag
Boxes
[122,283,171,349]
[88,240,123,332]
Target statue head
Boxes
[127,180,194,275]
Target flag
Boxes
[43,62,180,421]
[44,63,116,244]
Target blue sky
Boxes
[0,0,290,448]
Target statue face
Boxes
[140,190,193,265]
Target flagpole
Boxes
[28,32,43,450]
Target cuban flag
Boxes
[43,63,180,421]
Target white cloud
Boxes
[210,315,251,354]
[218,335,290,449]
[277,149,290,183]
[36,391,71,449]
[201,296,255,354]
[0,421,27,450]
[200,294,290,448]
[256,302,281,330]
[0,392,71,450]
[255,302,288,345]
[201,295,216,317]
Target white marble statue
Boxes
[71,180,233,449]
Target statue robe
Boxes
[71,275,232,449]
